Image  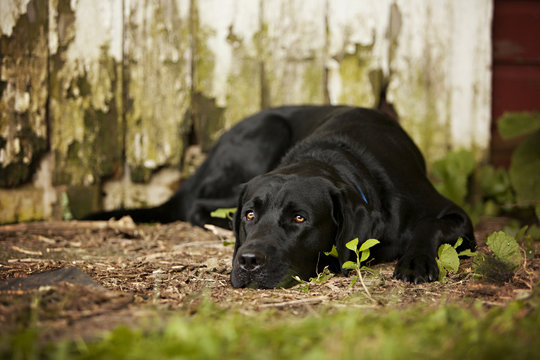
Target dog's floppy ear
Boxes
[330,186,380,274]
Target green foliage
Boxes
[324,245,339,258]
[293,266,333,293]
[209,208,236,220]
[508,129,540,218]
[474,230,524,283]
[3,293,540,360]
[431,150,476,207]
[485,231,523,270]
[436,237,477,281]
[497,111,540,139]
[497,112,540,221]
[428,116,539,226]
[342,238,379,300]
[478,165,515,208]
[342,238,380,273]
[436,245,459,281]
[312,238,380,294]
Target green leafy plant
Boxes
[486,231,523,269]
[431,150,476,207]
[436,237,477,282]
[474,230,524,283]
[342,238,380,301]
[478,165,515,214]
[210,208,236,220]
[498,111,540,221]
[293,266,333,293]
[503,224,540,260]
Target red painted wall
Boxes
[491,0,540,167]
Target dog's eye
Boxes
[294,215,306,223]
[245,210,255,221]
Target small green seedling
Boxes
[342,238,380,301]
[210,208,236,220]
[293,266,333,293]
[436,237,477,282]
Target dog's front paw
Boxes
[393,252,438,284]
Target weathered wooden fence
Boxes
[0,0,493,223]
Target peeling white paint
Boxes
[448,0,493,152]
[63,0,122,112]
[199,0,260,108]
[66,0,123,61]
[0,0,494,223]
[0,0,31,36]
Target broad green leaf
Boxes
[359,239,380,252]
[497,111,540,139]
[324,245,339,258]
[349,277,358,288]
[486,231,522,269]
[437,244,460,272]
[436,259,447,281]
[345,238,359,252]
[210,208,236,219]
[453,237,463,249]
[360,249,370,263]
[342,261,357,270]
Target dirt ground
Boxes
[0,216,538,343]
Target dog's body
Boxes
[85,105,475,288]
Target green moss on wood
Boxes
[0,187,45,224]
[0,0,49,187]
[124,0,190,183]
[192,92,225,152]
[338,41,378,107]
[301,59,324,104]
[65,185,100,220]
[224,27,260,127]
[49,1,122,187]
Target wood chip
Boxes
[11,246,42,256]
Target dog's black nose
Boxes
[239,251,266,271]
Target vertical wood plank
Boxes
[124,0,191,182]
[0,0,49,187]
[261,0,327,107]
[197,0,261,129]
[0,0,51,222]
[387,0,492,162]
[326,0,390,108]
[48,0,123,188]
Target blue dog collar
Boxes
[356,185,368,204]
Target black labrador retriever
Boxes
[85,105,475,288]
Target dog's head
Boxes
[231,168,381,289]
